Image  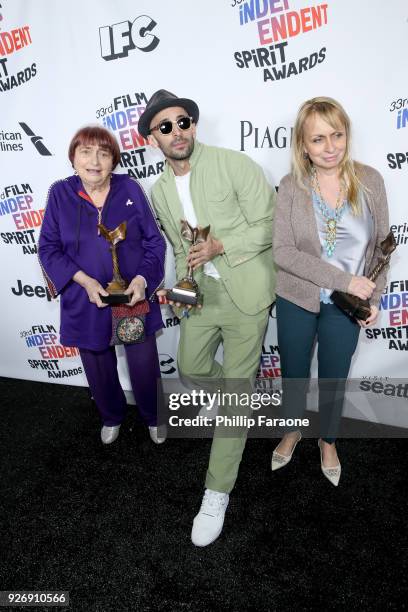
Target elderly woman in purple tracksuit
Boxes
[38,126,166,445]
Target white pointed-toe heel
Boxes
[318,439,341,486]
[271,432,302,471]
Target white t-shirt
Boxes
[174,172,220,279]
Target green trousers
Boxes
[178,275,269,493]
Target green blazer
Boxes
[151,141,276,315]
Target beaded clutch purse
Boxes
[110,300,150,345]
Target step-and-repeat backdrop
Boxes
[1,1,407,427]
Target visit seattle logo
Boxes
[232,0,328,82]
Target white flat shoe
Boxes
[149,425,167,444]
[101,425,120,445]
[191,489,229,547]
[318,439,341,486]
[271,432,302,471]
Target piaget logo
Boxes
[240,121,293,151]
[232,0,328,82]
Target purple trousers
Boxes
[79,333,161,427]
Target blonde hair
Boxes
[292,96,364,213]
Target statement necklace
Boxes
[312,168,347,257]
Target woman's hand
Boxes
[347,275,376,301]
[358,305,379,328]
[124,275,146,306]
[73,271,109,308]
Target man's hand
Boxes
[156,289,202,313]
[358,305,379,328]
[187,234,224,271]
[347,275,376,301]
[73,270,109,308]
[124,275,146,306]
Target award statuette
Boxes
[98,221,130,305]
[331,231,397,321]
[167,220,211,306]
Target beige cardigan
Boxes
[273,164,390,312]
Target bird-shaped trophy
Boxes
[331,231,396,320]
[167,220,211,306]
[98,221,130,304]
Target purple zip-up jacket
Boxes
[38,173,165,350]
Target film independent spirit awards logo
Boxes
[232,0,329,83]
[0,2,38,92]
[95,91,164,181]
[387,95,408,171]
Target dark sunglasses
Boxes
[150,116,194,135]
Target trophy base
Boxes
[167,288,199,306]
[331,290,371,321]
[101,293,130,305]
[167,277,202,306]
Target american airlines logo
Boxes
[19,122,52,156]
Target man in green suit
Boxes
[139,90,276,546]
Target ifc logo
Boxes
[99,15,159,61]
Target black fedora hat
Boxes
[138,89,199,138]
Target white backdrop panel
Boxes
[1,1,407,425]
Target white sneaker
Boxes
[101,425,120,444]
[149,425,167,444]
[191,489,229,547]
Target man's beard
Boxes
[166,139,194,161]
